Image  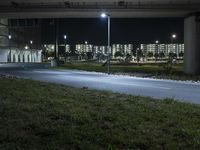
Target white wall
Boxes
[0,48,42,63]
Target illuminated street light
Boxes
[101,13,107,18]
[85,41,88,45]
[170,34,177,60]
[8,35,12,62]
[171,33,177,44]
[172,34,177,39]
[64,35,67,61]
[155,40,159,57]
[101,12,111,74]
[25,46,29,50]
[64,35,67,40]
[30,40,33,62]
[8,35,12,39]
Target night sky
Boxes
[41,18,184,45]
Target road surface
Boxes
[0,63,200,104]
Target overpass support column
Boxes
[184,13,200,75]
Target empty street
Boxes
[0,63,199,104]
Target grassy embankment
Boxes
[57,62,200,81]
[0,77,200,149]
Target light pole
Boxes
[64,34,67,61]
[155,40,159,61]
[155,40,159,53]
[169,34,177,61]
[171,34,176,49]
[8,35,12,62]
[101,12,111,74]
[30,40,33,62]
[171,34,177,58]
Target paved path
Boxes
[0,63,200,104]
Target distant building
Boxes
[75,43,93,54]
[141,44,184,58]
[112,44,133,57]
[44,44,70,53]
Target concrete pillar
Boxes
[0,19,9,47]
[184,13,200,75]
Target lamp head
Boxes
[172,34,177,39]
[101,13,107,18]
[25,46,29,50]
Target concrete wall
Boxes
[0,19,9,47]
[0,48,42,63]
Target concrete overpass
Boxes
[0,0,200,75]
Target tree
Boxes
[154,53,159,61]
[114,51,124,58]
[168,52,173,59]
[147,52,153,58]
[86,52,93,60]
[159,52,165,59]
[179,51,184,57]
[81,52,86,60]
[136,49,143,63]
[125,53,132,63]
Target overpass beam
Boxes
[184,13,200,75]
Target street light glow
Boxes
[172,34,177,39]
[8,35,12,39]
[30,40,33,44]
[155,40,159,44]
[25,46,29,50]
[101,13,107,18]
[85,41,88,45]
[64,35,67,40]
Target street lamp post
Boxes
[171,34,177,48]
[155,40,159,61]
[30,40,33,62]
[64,34,67,61]
[8,35,12,62]
[101,13,111,74]
[155,40,159,53]
[171,34,177,57]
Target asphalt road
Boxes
[0,63,200,104]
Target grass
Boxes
[0,77,200,149]
[57,62,200,81]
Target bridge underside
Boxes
[0,10,196,19]
[0,0,200,18]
